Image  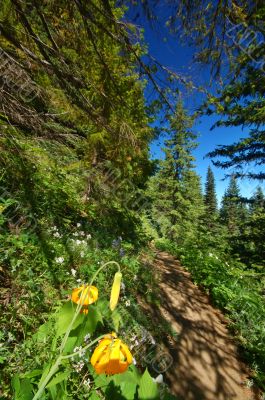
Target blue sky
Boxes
[134,9,265,203]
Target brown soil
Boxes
[146,251,262,400]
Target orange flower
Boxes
[91,333,132,375]
[71,285,98,314]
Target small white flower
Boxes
[73,361,84,372]
[75,239,82,245]
[121,282,126,291]
[84,333,91,343]
[80,251,85,258]
[130,334,137,342]
[86,234,92,240]
[53,232,61,238]
[77,223,81,228]
[80,231,85,236]
[76,278,82,283]
[133,275,137,281]
[155,374,163,384]
[84,378,91,388]
[73,232,79,237]
[71,268,77,277]
[125,300,130,307]
[150,336,156,345]
[55,257,64,264]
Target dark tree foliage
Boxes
[220,175,248,236]
[131,0,265,180]
[204,166,218,217]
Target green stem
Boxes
[89,261,121,287]
[32,356,61,400]
[34,261,120,399]
[61,334,106,360]
[59,261,120,354]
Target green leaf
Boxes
[94,374,111,392]
[22,369,42,379]
[46,371,70,388]
[63,336,77,354]
[38,363,53,388]
[11,376,33,400]
[34,321,52,343]
[138,369,159,400]
[89,392,101,400]
[112,370,138,399]
[55,301,84,337]
[72,305,103,347]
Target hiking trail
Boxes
[143,251,261,400]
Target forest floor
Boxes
[143,251,262,400]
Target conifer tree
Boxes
[220,176,247,236]
[247,187,265,267]
[204,166,218,219]
[147,101,204,244]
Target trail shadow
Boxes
[141,251,261,400]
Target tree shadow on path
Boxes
[142,251,262,400]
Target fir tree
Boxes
[204,166,218,218]
[220,176,247,236]
[247,187,265,267]
[147,101,204,244]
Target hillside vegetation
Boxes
[0,1,265,399]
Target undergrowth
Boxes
[155,238,265,392]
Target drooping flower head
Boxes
[109,272,122,311]
[91,332,132,375]
[71,285,98,314]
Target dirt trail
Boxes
[148,251,261,400]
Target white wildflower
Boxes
[150,335,156,345]
[125,300,131,307]
[155,374,163,384]
[77,223,81,228]
[55,257,64,264]
[73,346,85,358]
[80,231,85,236]
[73,361,84,372]
[80,251,85,258]
[84,333,91,343]
[71,268,77,277]
[86,234,92,240]
[73,232,79,237]
[84,378,91,388]
[53,232,61,238]
[75,239,82,245]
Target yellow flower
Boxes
[91,333,132,375]
[109,272,122,311]
[71,285,98,314]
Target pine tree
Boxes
[204,166,218,219]
[220,176,247,236]
[247,187,265,267]
[147,101,204,244]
